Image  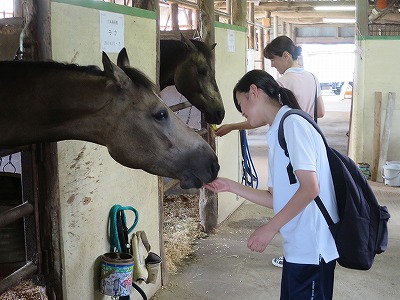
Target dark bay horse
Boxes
[0,49,219,189]
[160,35,225,125]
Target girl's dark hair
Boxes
[264,36,302,60]
[233,69,301,113]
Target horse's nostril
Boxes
[216,110,225,123]
[212,161,220,176]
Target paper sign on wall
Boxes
[227,30,235,53]
[100,11,124,53]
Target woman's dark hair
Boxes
[233,69,301,113]
[264,36,302,60]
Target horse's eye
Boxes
[154,109,168,121]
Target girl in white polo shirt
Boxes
[205,69,338,300]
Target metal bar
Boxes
[195,128,207,136]
[215,9,230,18]
[0,262,38,294]
[247,20,270,30]
[163,179,180,193]
[169,101,192,112]
[0,202,34,229]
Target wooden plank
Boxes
[377,92,396,182]
[371,92,382,181]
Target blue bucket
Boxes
[100,252,134,297]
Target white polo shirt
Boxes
[267,106,339,265]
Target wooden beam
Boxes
[270,11,355,19]
[258,1,356,11]
[372,92,382,181]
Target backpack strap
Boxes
[278,109,335,227]
[312,75,318,123]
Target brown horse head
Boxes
[0,49,219,189]
[160,35,225,125]
[106,49,220,188]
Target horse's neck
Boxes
[0,66,109,147]
[160,40,189,88]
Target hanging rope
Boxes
[239,130,259,189]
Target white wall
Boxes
[51,1,160,299]
[214,23,247,224]
[350,38,400,171]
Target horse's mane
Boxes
[120,66,158,92]
[0,60,158,91]
[0,60,103,76]
[189,39,213,60]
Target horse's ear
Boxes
[117,48,130,68]
[210,43,217,51]
[102,52,113,75]
[180,33,197,52]
[102,51,130,89]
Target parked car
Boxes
[320,81,352,95]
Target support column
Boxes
[232,0,247,27]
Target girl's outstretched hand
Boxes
[204,177,231,193]
[247,224,277,253]
[214,124,233,137]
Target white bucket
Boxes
[382,164,400,187]
[386,161,400,165]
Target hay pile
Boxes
[163,194,206,274]
[0,280,47,300]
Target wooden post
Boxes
[371,92,382,181]
[248,2,254,49]
[13,0,23,17]
[198,0,215,47]
[226,0,231,24]
[170,3,179,31]
[133,0,167,285]
[133,0,158,11]
[187,9,193,29]
[19,1,64,299]
[232,0,247,27]
[377,92,396,182]
[258,27,264,69]
[273,15,278,39]
[197,0,218,234]
[20,0,51,61]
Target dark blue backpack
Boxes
[278,109,390,270]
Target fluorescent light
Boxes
[323,18,356,24]
[315,6,356,11]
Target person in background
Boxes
[206,69,338,299]
[215,36,325,268]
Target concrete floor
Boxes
[152,96,400,300]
